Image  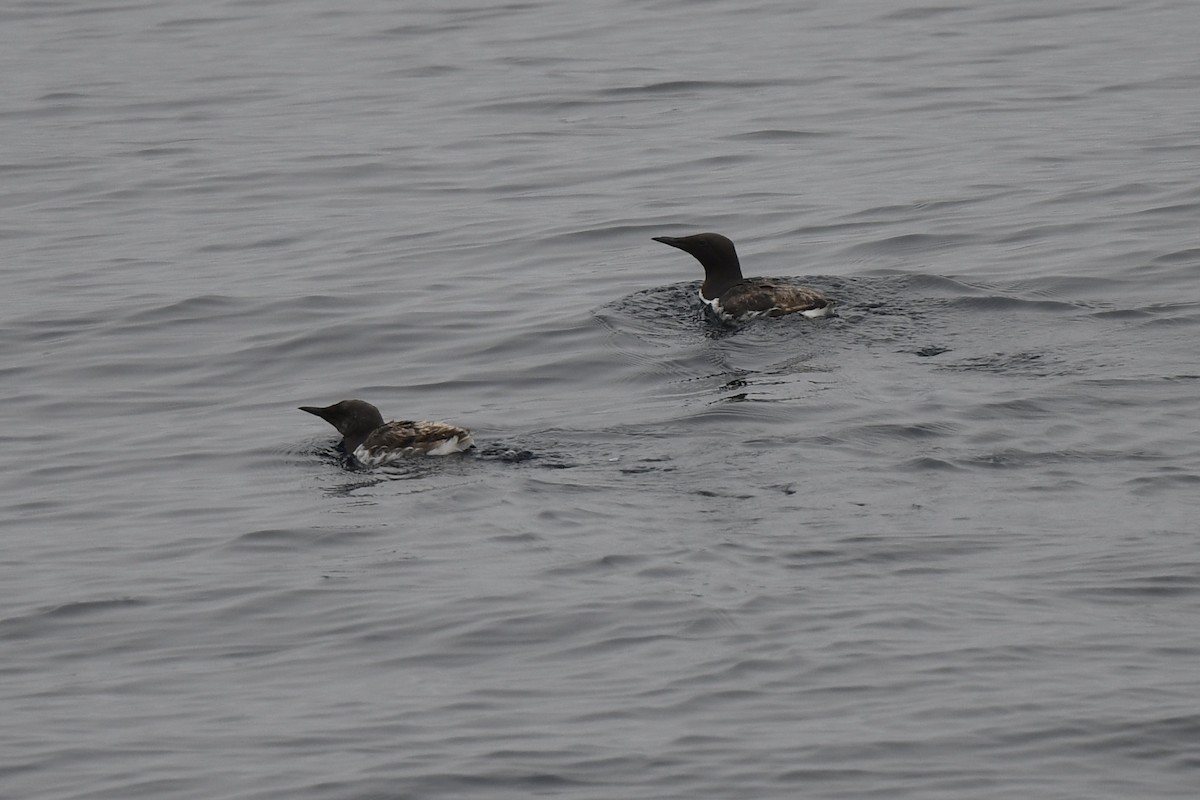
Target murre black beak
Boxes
[652,236,685,248]
[299,406,328,419]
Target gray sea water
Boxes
[4,1,1200,797]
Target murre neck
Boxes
[299,399,385,453]
[652,232,744,300]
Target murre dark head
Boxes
[299,399,385,453]
[652,232,745,300]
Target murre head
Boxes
[300,399,386,451]
[652,232,745,300]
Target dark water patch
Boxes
[684,399,818,427]
[783,535,988,571]
[0,364,40,385]
[899,456,965,472]
[1079,377,1176,391]
[6,312,111,345]
[468,96,638,114]
[474,445,537,464]
[119,144,201,159]
[786,218,897,239]
[594,284,748,389]
[991,42,1068,58]
[885,272,990,295]
[34,598,145,621]
[693,489,756,501]
[963,397,1054,419]
[724,129,837,142]
[1139,314,1200,328]
[880,5,971,21]
[542,553,646,579]
[382,63,465,79]
[404,772,590,796]
[961,447,1168,470]
[0,598,147,641]
[831,421,961,448]
[1040,181,1164,205]
[230,527,383,551]
[840,232,982,259]
[109,294,250,329]
[594,282,703,336]
[154,14,254,30]
[894,98,1001,117]
[831,284,941,327]
[994,221,1100,244]
[379,3,539,36]
[618,458,675,475]
[1150,247,1200,265]
[1067,571,1200,603]
[1124,471,1200,496]
[673,153,759,171]
[475,442,577,469]
[1019,477,1091,493]
[119,93,267,115]
[489,531,545,545]
[1122,299,1200,325]
[601,79,789,98]
[597,554,662,573]
[1141,138,1200,156]
[1088,308,1154,320]
[197,235,308,253]
[843,192,1007,222]
[36,91,90,102]
[1089,714,1200,768]
[945,294,1081,313]
[980,5,1125,25]
[1134,201,1200,219]
[938,350,1077,377]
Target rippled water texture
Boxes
[3,1,1200,798]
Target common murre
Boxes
[300,399,474,466]
[652,232,834,322]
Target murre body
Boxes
[652,232,834,322]
[300,399,473,466]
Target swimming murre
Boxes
[300,399,474,466]
[652,232,834,322]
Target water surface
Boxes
[3,1,1200,798]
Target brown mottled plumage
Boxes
[300,399,473,466]
[652,232,833,321]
